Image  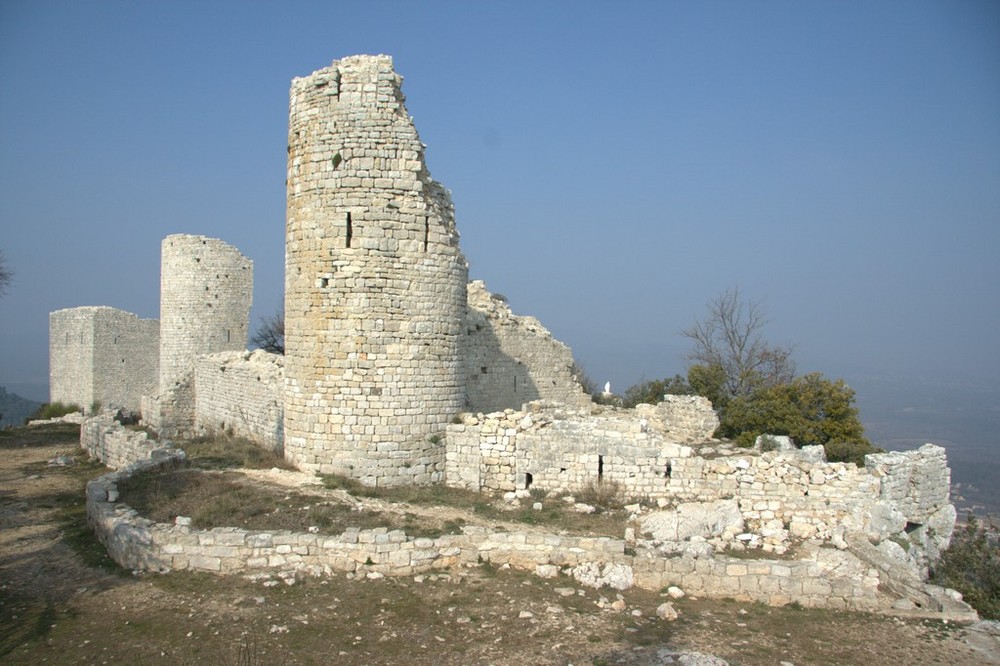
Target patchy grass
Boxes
[321,473,628,537]
[182,434,296,470]
[0,422,81,449]
[118,468,467,538]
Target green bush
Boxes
[620,375,692,408]
[824,440,883,466]
[931,515,1000,620]
[718,372,875,460]
[27,401,82,422]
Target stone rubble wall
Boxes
[85,452,892,611]
[631,544,883,610]
[283,54,468,485]
[141,372,196,439]
[159,234,253,393]
[81,413,175,470]
[446,404,953,556]
[867,444,950,524]
[636,395,720,442]
[446,406,691,496]
[49,306,159,413]
[193,350,284,452]
[463,281,591,412]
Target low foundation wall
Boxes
[81,413,175,470]
[86,452,895,612]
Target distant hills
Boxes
[0,387,41,428]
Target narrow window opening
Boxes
[524,472,533,490]
[320,277,329,288]
[513,376,517,392]
[346,212,353,248]
[225,329,231,343]
[481,366,487,374]
[559,467,567,474]
[664,462,672,478]
[598,455,604,481]
[423,217,429,252]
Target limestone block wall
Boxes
[159,234,253,393]
[141,373,195,439]
[81,413,176,470]
[631,546,883,610]
[193,350,284,452]
[284,54,468,485]
[636,395,720,442]
[445,405,955,550]
[463,281,591,412]
[85,454,894,612]
[866,444,950,524]
[446,406,691,495]
[49,306,159,412]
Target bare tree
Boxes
[682,287,795,400]
[250,307,284,355]
[0,250,12,298]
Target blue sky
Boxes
[1,0,998,409]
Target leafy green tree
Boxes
[931,515,1000,620]
[719,372,873,463]
[686,363,728,411]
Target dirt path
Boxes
[1,423,998,665]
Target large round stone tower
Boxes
[284,55,468,485]
[159,234,253,392]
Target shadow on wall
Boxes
[464,319,541,413]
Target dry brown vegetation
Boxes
[2,424,998,665]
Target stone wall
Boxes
[284,54,468,485]
[445,403,954,557]
[193,350,284,452]
[159,234,253,393]
[463,281,591,412]
[635,395,720,442]
[446,404,689,495]
[49,306,159,413]
[84,453,902,612]
[81,412,176,470]
[141,373,195,439]
[867,444,950,523]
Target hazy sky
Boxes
[1,0,998,405]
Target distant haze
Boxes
[1,2,997,498]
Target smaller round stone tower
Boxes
[159,234,253,391]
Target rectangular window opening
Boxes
[346,211,353,248]
[423,217,429,252]
[598,455,604,481]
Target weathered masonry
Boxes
[143,234,254,438]
[49,306,159,412]
[158,234,253,392]
[283,55,470,484]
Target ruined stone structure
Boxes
[464,281,591,412]
[194,350,284,452]
[159,234,253,392]
[142,234,254,437]
[67,54,975,620]
[283,55,469,484]
[49,306,158,412]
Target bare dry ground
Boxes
[2,423,998,665]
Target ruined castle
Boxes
[56,55,972,617]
